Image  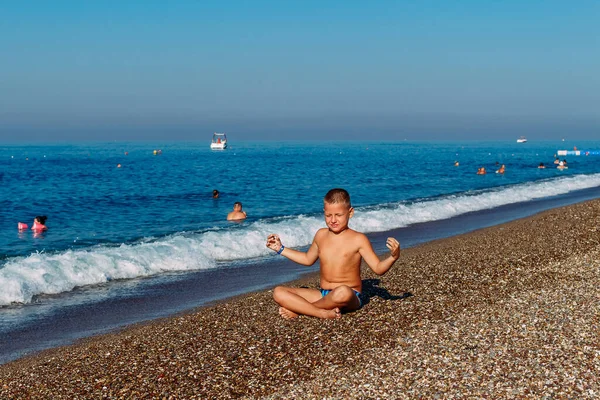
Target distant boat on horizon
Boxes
[517,136,527,143]
[210,132,228,150]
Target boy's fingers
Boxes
[386,238,400,257]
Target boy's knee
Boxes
[331,285,354,304]
[273,286,286,302]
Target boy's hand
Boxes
[266,234,283,253]
[386,238,401,260]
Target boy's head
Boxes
[324,188,351,208]
[323,188,353,233]
[233,201,243,210]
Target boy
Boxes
[266,188,400,319]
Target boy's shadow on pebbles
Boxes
[359,279,412,307]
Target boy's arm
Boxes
[266,233,319,266]
[358,235,401,275]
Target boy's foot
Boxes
[321,307,341,319]
[278,307,342,319]
[279,307,299,319]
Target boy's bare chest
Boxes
[317,236,361,263]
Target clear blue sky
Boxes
[1,1,598,142]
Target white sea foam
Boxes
[1,173,599,305]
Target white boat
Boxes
[516,136,527,143]
[210,133,227,150]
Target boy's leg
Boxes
[312,285,361,314]
[273,286,341,319]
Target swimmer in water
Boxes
[557,160,568,170]
[31,216,48,231]
[227,202,247,221]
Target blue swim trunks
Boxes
[320,288,363,308]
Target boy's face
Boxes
[323,201,353,233]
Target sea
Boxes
[2,139,600,364]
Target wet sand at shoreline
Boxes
[1,199,599,399]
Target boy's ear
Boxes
[349,207,354,218]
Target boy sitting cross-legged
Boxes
[266,188,400,319]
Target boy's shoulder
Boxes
[345,228,368,241]
[314,227,329,237]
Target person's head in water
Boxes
[34,216,47,225]
[212,189,219,199]
[227,201,247,220]
[323,188,354,234]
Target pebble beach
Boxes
[1,199,599,399]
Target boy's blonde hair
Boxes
[324,188,351,208]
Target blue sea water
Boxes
[1,139,600,363]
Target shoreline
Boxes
[3,184,600,366]
[1,199,600,398]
